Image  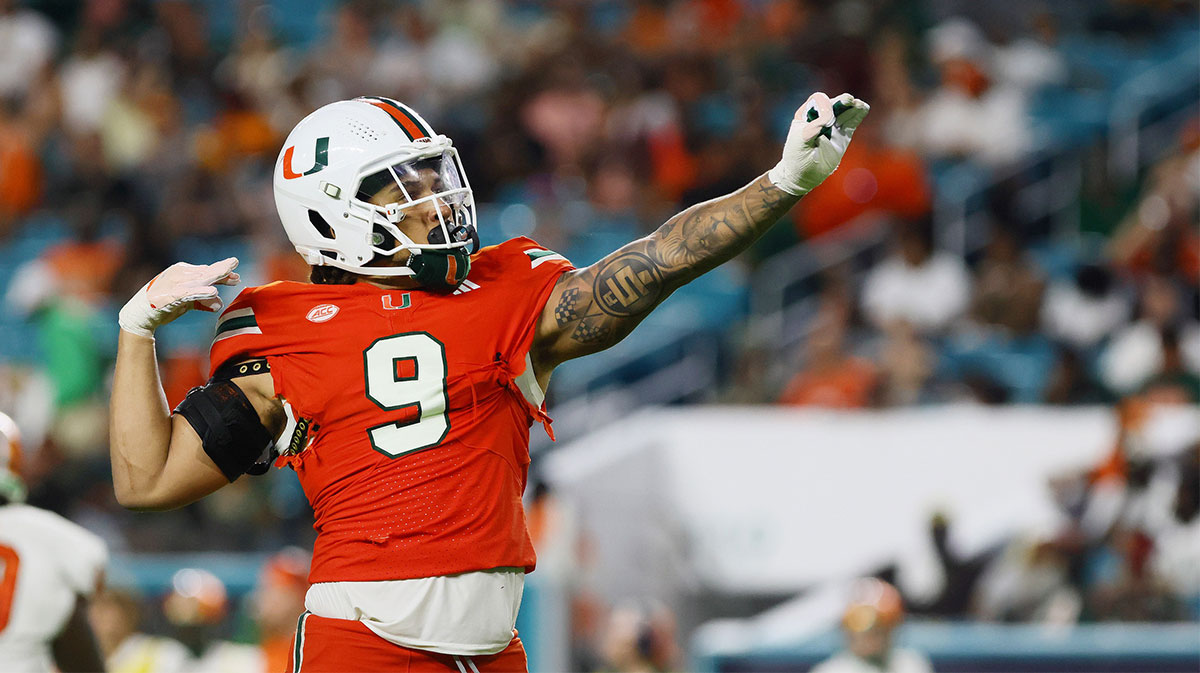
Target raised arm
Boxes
[109,259,283,511]
[531,92,869,374]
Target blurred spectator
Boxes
[599,603,681,673]
[991,12,1068,92]
[1057,400,1194,621]
[1085,523,1183,621]
[810,578,933,673]
[100,61,170,172]
[970,227,1045,334]
[248,547,311,673]
[918,18,1032,166]
[974,537,1081,623]
[5,221,121,441]
[421,10,500,113]
[861,217,971,334]
[1108,122,1200,280]
[522,56,606,171]
[780,286,878,408]
[0,95,42,234]
[0,0,58,99]
[196,90,277,170]
[941,226,1054,402]
[1043,347,1113,405]
[217,12,304,136]
[90,586,192,673]
[526,473,581,580]
[1151,444,1200,601]
[721,342,777,404]
[307,3,377,105]
[794,120,932,240]
[868,29,923,151]
[58,29,126,136]
[1139,327,1200,404]
[1042,264,1131,351]
[162,567,254,668]
[912,514,996,618]
[1100,275,1200,395]
[1078,399,1156,538]
[874,322,937,407]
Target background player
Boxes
[89,583,192,673]
[810,579,933,673]
[0,411,109,672]
[108,92,867,671]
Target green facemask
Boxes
[406,247,472,291]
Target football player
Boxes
[0,411,109,672]
[89,584,192,673]
[810,578,933,673]
[110,92,868,672]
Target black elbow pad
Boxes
[174,380,274,481]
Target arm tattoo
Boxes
[553,287,615,345]
[548,173,800,355]
[593,251,664,317]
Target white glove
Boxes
[768,92,870,196]
[118,258,241,338]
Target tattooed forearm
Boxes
[540,173,800,361]
[655,174,796,277]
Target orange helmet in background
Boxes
[842,578,904,633]
[163,568,229,627]
[0,411,26,503]
[253,546,311,641]
[258,546,310,594]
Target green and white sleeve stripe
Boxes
[213,307,261,343]
[525,248,568,269]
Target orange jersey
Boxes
[207,238,573,583]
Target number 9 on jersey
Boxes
[363,332,450,458]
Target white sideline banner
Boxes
[543,405,1198,597]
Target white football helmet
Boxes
[272,97,478,281]
[0,411,25,503]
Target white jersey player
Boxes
[0,412,109,672]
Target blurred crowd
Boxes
[89,547,311,673]
[902,402,1200,626]
[0,0,1195,670]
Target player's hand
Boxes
[767,92,870,196]
[118,258,241,338]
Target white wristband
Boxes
[118,284,157,338]
[767,162,810,197]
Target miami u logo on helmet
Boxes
[282,137,329,180]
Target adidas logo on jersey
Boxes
[452,280,481,296]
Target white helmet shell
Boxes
[272,97,476,277]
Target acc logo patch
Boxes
[306,304,340,323]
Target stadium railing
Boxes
[691,620,1200,673]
